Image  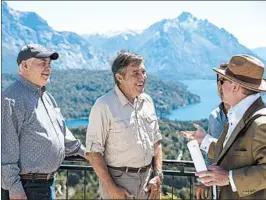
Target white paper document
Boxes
[187,140,207,172]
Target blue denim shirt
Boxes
[208,103,228,138]
[1,76,85,197]
[205,103,228,164]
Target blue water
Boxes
[166,79,221,121]
[66,119,89,128]
[66,79,266,128]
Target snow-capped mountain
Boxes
[84,12,264,79]
[2,2,109,73]
[2,2,264,79]
[253,47,266,61]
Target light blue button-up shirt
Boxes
[1,76,85,197]
[208,103,228,139]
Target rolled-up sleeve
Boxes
[1,97,25,197]
[86,99,109,156]
[149,96,162,144]
[154,120,162,144]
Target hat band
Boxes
[225,68,261,85]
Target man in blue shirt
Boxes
[1,44,85,200]
[195,64,229,199]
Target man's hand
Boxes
[180,123,207,145]
[108,184,134,199]
[10,194,27,200]
[87,152,134,199]
[195,183,210,200]
[196,165,229,186]
[148,176,161,199]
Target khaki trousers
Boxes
[99,166,153,199]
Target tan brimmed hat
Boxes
[213,54,266,92]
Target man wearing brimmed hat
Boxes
[2,44,86,200]
[180,54,266,199]
[194,63,230,200]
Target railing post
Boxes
[66,169,69,200]
[172,175,174,200]
[189,176,192,200]
[84,170,87,200]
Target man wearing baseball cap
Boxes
[1,44,86,200]
[181,54,266,199]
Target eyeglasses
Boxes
[218,77,230,85]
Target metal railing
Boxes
[57,156,197,200]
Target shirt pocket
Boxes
[112,119,131,131]
[111,118,134,150]
[143,113,158,135]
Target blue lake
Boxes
[66,119,89,128]
[66,79,266,128]
[166,79,222,121]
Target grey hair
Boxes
[18,58,34,74]
[241,87,259,96]
[111,50,144,85]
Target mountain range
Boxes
[2,70,200,119]
[2,2,109,73]
[253,47,266,61]
[2,2,265,79]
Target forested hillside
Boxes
[2,69,200,119]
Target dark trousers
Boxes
[1,179,55,200]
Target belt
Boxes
[20,173,55,180]
[107,164,151,173]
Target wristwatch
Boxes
[154,170,164,181]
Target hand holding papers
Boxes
[187,140,207,172]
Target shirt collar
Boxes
[114,84,144,107]
[18,75,46,96]
[227,93,261,124]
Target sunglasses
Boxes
[218,77,230,85]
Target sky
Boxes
[5,1,266,49]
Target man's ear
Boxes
[115,73,124,83]
[233,83,240,92]
[19,61,28,72]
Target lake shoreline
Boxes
[66,79,266,128]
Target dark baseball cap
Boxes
[17,44,59,65]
